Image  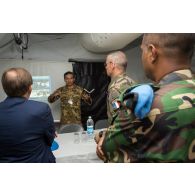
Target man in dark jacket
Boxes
[0,67,56,163]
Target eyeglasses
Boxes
[104,61,112,67]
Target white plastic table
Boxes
[52,131,102,163]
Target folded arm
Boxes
[98,84,157,162]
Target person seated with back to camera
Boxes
[0,67,56,163]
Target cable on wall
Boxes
[13,33,29,59]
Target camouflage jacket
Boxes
[102,69,195,162]
[48,85,91,125]
[107,73,135,125]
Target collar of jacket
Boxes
[109,73,126,87]
[159,69,193,85]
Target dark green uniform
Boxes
[107,73,135,125]
[102,69,195,162]
[48,85,91,125]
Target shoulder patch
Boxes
[112,100,120,110]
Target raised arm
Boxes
[48,87,62,103]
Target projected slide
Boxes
[30,76,51,103]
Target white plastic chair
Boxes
[95,119,108,130]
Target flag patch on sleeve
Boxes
[112,101,120,110]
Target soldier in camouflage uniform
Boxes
[48,71,92,126]
[96,33,195,162]
[105,51,135,125]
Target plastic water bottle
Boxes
[87,116,94,135]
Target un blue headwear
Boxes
[124,84,154,119]
[131,85,154,119]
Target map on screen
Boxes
[30,76,51,103]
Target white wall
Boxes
[0,59,72,120]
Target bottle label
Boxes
[87,125,94,134]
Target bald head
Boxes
[1,68,33,97]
